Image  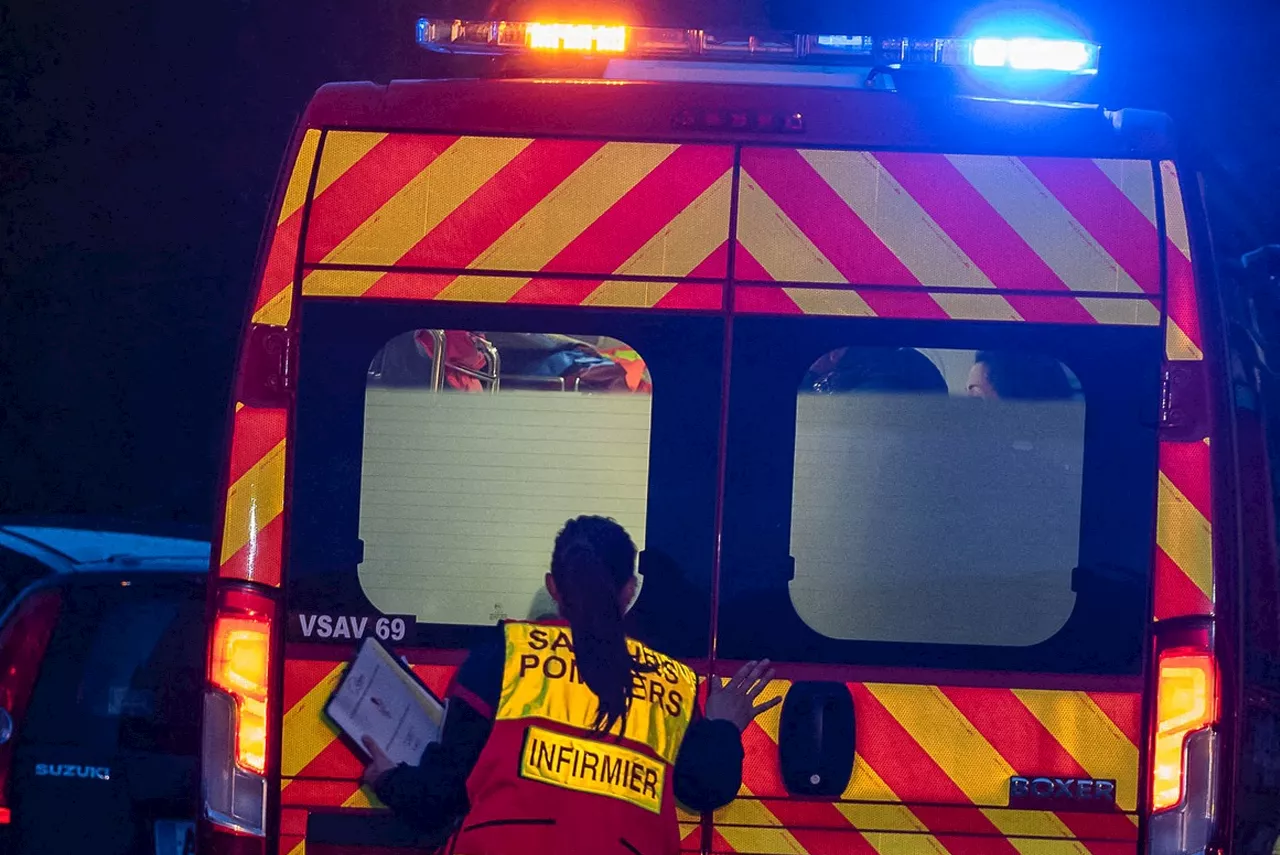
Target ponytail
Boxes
[550,517,651,734]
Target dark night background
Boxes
[2,0,1277,529]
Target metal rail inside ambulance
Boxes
[198,16,1280,855]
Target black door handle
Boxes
[778,681,855,798]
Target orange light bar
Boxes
[526,23,626,52]
[1152,648,1217,811]
[417,19,1101,72]
[210,593,273,775]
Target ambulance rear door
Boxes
[704,146,1193,855]
[273,127,738,854]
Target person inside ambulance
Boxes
[967,350,1076,401]
[803,346,948,395]
[360,515,779,855]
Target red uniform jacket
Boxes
[374,621,744,855]
[451,621,697,855]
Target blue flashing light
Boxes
[972,38,1009,67]
[972,37,1096,73]
[816,35,870,49]
[417,18,1101,78]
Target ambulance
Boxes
[198,15,1280,855]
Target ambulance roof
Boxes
[301,78,1175,160]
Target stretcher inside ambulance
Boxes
[198,17,1280,855]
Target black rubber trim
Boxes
[461,817,556,833]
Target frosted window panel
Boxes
[790,391,1084,646]
[359,387,651,625]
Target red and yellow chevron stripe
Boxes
[294,132,733,308]
[265,130,1181,328]
[715,678,1141,855]
[276,663,1143,855]
[306,271,723,311]
[218,402,288,585]
[277,655,458,855]
[1155,437,1212,620]
[277,660,1141,855]
[253,128,321,328]
[732,149,1163,325]
[220,130,322,584]
[1153,162,1213,620]
[1159,162,1201,362]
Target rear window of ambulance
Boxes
[288,304,723,658]
[790,346,1086,647]
[716,320,1164,674]
[358,330,652,626]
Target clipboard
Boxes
[325,637,447,766]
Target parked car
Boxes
[0,520,209,855]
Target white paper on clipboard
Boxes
[326,637,447,766]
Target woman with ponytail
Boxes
[363,516,777,855]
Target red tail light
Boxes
[202,583,276,845]
[0,589,63,824]
[1152,648,1217,811]
[209,587,274,775]
[1148,631,1219,855]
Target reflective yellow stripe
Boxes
[279,662,345,782]
[252,287,294,327]
[1075,297,1162,327]
[835,762,934,835]
[946,155,1143,297]
[1011,691,1141,812]
[863,835,952,855]
[610,168,733,279]
[866,683,1012,803]
[1157,473,1214,600]
[581,280,680,308]
[927,291,1022,322]
[1093,159,1159,230]
[713,798,812,853]
[836,801,931,835]
[461,142,677,274]
[219,437,286,563]
[1160,162,1192,261]
[432,273,532,304]
[342,785,383,809]
[308,136,532,272]
[803,150,998,292]
[980,808,1092,848]
[314,132,387,201]
[585,167,734,306]
[736,174,848,284]
[302,268,385,298]
[1166,323,1205,361]
[252,129,322,326]
[278,129,323,225]
[784,287,877,317]
[496,623,696,763]
[520,725,664,813]
[867,685,1088,845]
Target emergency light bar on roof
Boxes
[415,19,1101,74]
